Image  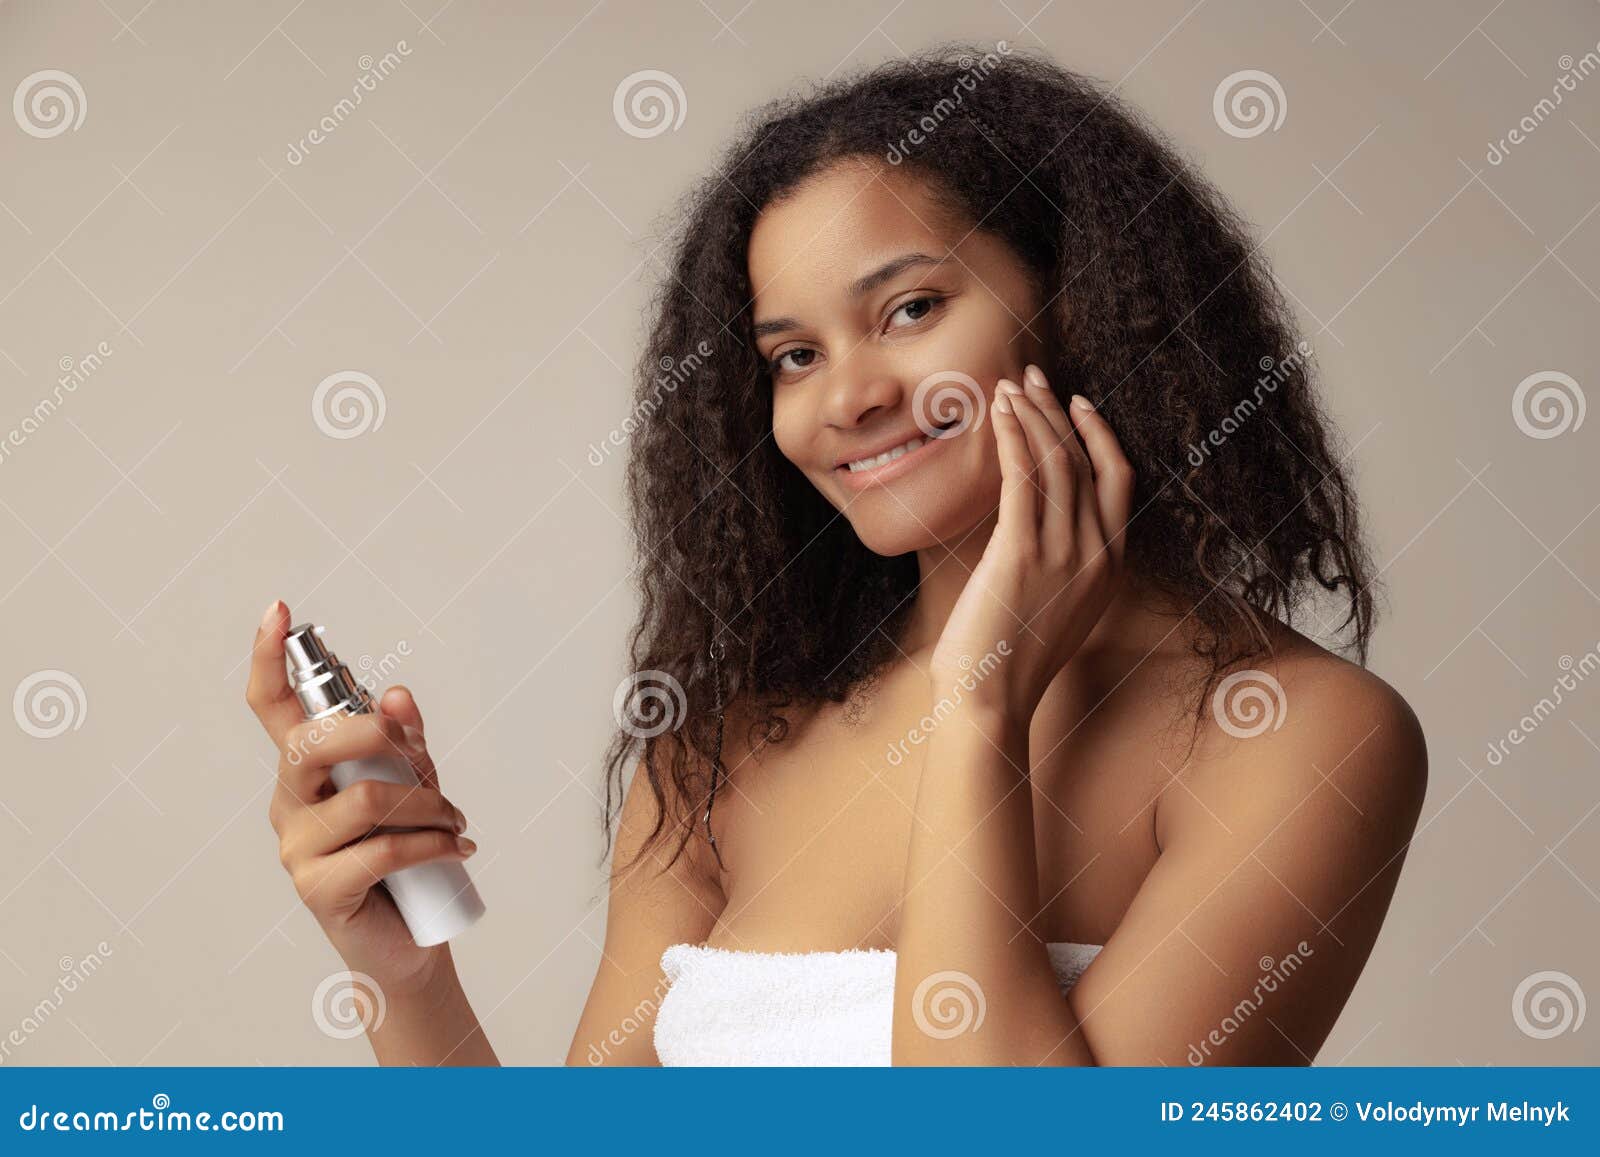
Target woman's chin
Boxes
[846,502,994,557]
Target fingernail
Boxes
[260,599,281,630]
[453,807,467,835]
[1024,365,1048,390]
[994,394,1013,414]
[1071,394,1095,411]
[997,379,1023,395]
[456,836,477,856]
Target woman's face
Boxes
[748,158,1047,556]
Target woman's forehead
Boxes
[748,163,956,304]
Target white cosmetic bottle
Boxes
[284,622,486,947]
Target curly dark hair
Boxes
[601,44,1375,873]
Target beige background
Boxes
[1,0,1596,1065]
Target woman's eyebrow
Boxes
[751,251,949,340]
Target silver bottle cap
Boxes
[284,622,373,719]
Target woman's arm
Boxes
[248,602,497,1066]
[893,369,1428,1064]
[891,662,1428,1066]
[566,750,724,1065]
[892,702,1073,1062]
[366,946,500,1066]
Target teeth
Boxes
[846,435,927,473]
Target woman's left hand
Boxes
[929,363,1136,724]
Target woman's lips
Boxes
[834,426,957,492]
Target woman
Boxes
[248,46,1427,1066]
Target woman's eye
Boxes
[771,347,816,375]
[887,295,942,330]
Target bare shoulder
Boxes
[1158,632,1429,851]
[1094,633,1430,1065]
[613,730,721,896]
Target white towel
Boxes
[654,942,1102,1066]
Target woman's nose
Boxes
[821,351,904,429]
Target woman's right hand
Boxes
[246,599,477,998]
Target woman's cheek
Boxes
[769,398,807,468]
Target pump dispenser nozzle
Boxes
[282,621,485,947]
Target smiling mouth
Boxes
[839,421,960,474]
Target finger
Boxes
[310,829,476,910]
[277,742,332,805]
[1021,364,1071,440]
[1023,365,1097,534]
[1005,380,1073,536]
[378,687,438,790]
[246,600,301,749]
[276,712,409,804]
[1068,394,1135,567]
[289,779,463,861]
[378,685,424,735]
[990,385,1038,541]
